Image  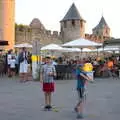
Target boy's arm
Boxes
[52,66,56,77]
[40,73,43,83]
[40,66,43,83]
[80,73,92,81]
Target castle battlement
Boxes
[85,33,110,43]
[15,23,62,45]
[44,30,60,38]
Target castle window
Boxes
[106,29,108,34]
[61,27,63,32]
[64,21,67,28]
[80,21,83,28]
[99,35,102,39]
[72,20,75,26]
[96,31,99,35]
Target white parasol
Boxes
[62,48,92,52]
[62,38,102,48]
[14,43,33,48]
[41,44,63,51]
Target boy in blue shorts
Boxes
[75,65,92,119]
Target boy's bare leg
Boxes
[76,89,85,118]
[76,101,84,118]
[77,101,84,113]
[48,92,52,106]
[44,93,49,106]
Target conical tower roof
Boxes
[93,16,109,30]
[61,3,85,22]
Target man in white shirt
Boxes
[18,47,28,82]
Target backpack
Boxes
[18,52,24,63]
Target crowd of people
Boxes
[47,55,120,79]
[0,48,32,81]
[0,48,120,80]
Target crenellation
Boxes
[46,30,51,36]
[84,34,103,43]
[15,21,62,46]
[53,31,58,37]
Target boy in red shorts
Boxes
[40,56,56,110]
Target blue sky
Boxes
[15,0,120,38]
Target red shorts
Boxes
[43,83,55,92]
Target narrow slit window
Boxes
[72,20,75,26]
[64,21,67,28]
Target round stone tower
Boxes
[60,3,86,43]
[0,0,15,49]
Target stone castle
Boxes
[0,1,111,49]
[15,3,111,47]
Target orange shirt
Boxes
[107,61,113,69]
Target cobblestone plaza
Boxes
[0,77,120,120]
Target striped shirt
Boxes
[41,64,56,83]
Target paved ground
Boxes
[0,76,120,120]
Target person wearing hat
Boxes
[40,56,56,110]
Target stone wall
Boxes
[15,25,62,47]
[15,20,111,47]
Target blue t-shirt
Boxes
[76,68,86,89]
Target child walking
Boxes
[40,56,56,111]
[75,65,92,119]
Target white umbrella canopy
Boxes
[62,38,102,48]
[41,44,63,51]
[62,48,81,52]
[63,48,92,52]
[104,45,120,50]
[82,48,92,52]
[14,43,33,48]
[103,47,120,51]
[93,46,120,52]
